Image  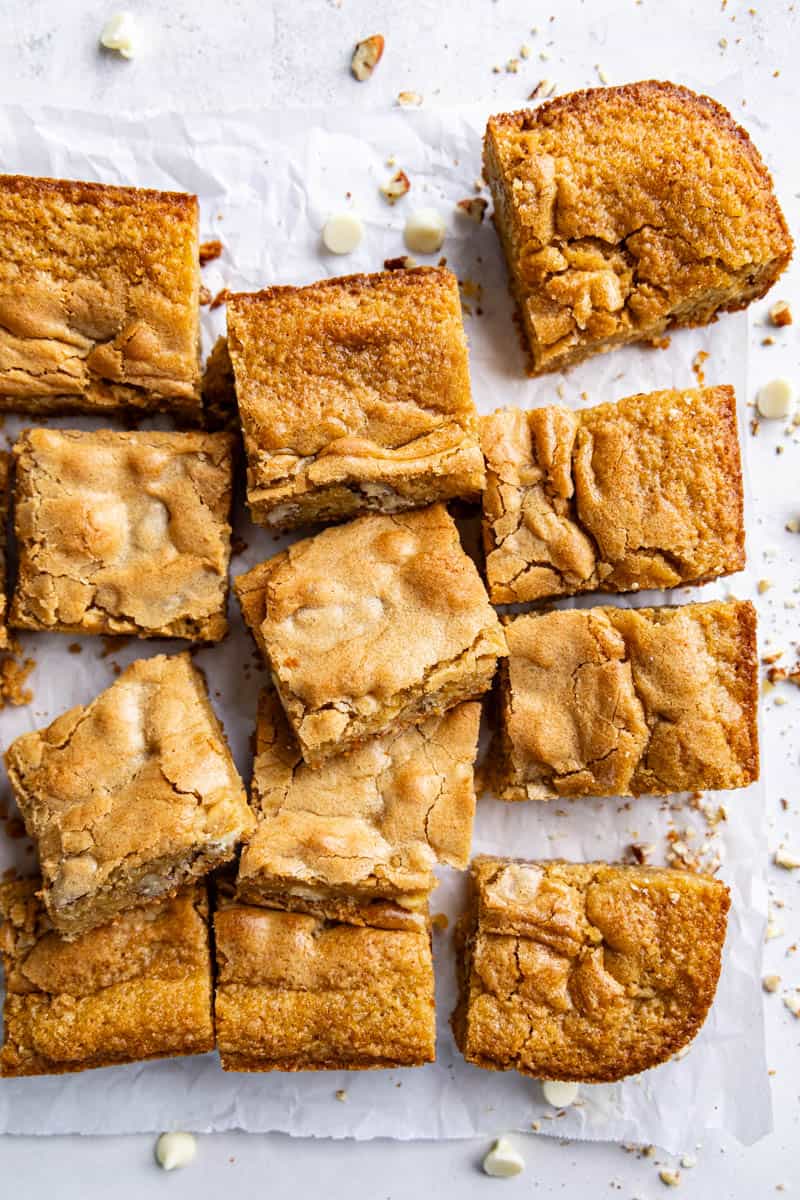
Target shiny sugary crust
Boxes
[10,428,234,640]
[4,653,254,937]
[480,386,745,602]
[0,880,214,1076]
[492,599,758,800]
[226,268,485,529]
[214,899,436,1070]
[0,451,9,648]
[451,857,730,1083]
[234,504,507,765]
[236,689,480,918]
[484,82,793,374]
[0,175,202,416]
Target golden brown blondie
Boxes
[226,268,485,528]
[10,428,234,640]
[214,894,436,1071]
[481,386,745,602]
[492,600,758,800]
[452,857,730,1082]
[5,653,254,937]
[484,82,792,374]
[236,690,480,925]
[0,880,214,1076]
[0,451,9,649]
[0,176,202,416]
[235,504,507,765]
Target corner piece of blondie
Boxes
[214,895,436,1070]
[492,599,758,800]
[484,82,792,374]
[234,504,507,765]
[0,175,202,417]
[452,856,730,1083]
[226,267,485,529]
[481,386,745,602]
[236,689,480,925]
[0,880,214,1076]
[4,653,254,937]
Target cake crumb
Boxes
[763,974,781,993]
[199,239,223,265]
[0,654,35,709]
[769,300,792,327]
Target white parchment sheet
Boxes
[0,105,770,1151]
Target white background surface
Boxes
[0,0,798,1196]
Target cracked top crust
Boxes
[481,386,745,602]
[0,451,9,648]
[0,879,213,1076]
[453,856,729,1082]
[214,897,436,1069]
[0,175,202,416]
[4,653,253,936]
[484,82,793,373]
[10,427,234,640]
[234,504,507,763]
[237,690,479,907]
[493,599,758,800]
[226,268,485,527]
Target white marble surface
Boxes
[0,0,798,1195]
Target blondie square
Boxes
[492,599,758,801]
[214,895,436,1070]
[0,451,9,649]
[226,268,485,529]
[234,504,507,765]
[4,653,254,937]
[236,690,480,925]
[0,176,202,417]
[481,386,745,603]
[452,857,730,1082]
[10,428,234,640]
[484,82,792,374]
[0,880,214,1076]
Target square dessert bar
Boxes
[0,175,202,417]
[10,428,234,641]
[481,386,745,603]
[492,599,758,801]
[484,82,792,374]
[452,857,730,1083]
[234,504,507,765]
[214,895,436,1070]
[236,690,480,926]
[4,653,254,937]
[226,267,485,529]
[0,880,214,1076]
[0,451,9,648]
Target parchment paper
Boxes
[0,104,770,1152]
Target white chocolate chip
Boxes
[659,1167,681,1187]
[774,847,800,869]
[783,991,800,1018]
[99,12,139,58]
[542,1079,580,1108]
[482,1136,525,1178]
[322,213,364,255]
[757,378,795,420]
[680,1153,697,1169]
[155,1132,196,1171]
[403,208,446,254]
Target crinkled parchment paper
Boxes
[0,104,770,1151]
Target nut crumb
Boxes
[763,974,781,993]
[658,1168,681,1187]
[335,1088,348,1101]
[199,285,212,306]
[380,170,411,205]
[383,255,417,271]
[351,35,384,82]
[769,300,792,327]
[456,197,488,223]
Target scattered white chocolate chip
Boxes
[322,213,364,255]
[99,11,138,58]
[659,1167,681,1187]
[756,378,795,420]
[403,208,446,254]
[482,1136,525,1178]
[763,973,782,993]
[155,1132,196,1171]
[542,1079,580,1108]
[351,35,384,82]
[774,847,800,869]
[680,1153,697,1169]
[380,170,411,204]
[783,991,800,1018]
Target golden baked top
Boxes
[0,175,202,413]
[455,857,730,1082]
[11,427,234,640]
[481,386,745,602]
[485,82,792,372]
[495,599,758,799]
[4,653,253,929]
[238,690,480,901]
